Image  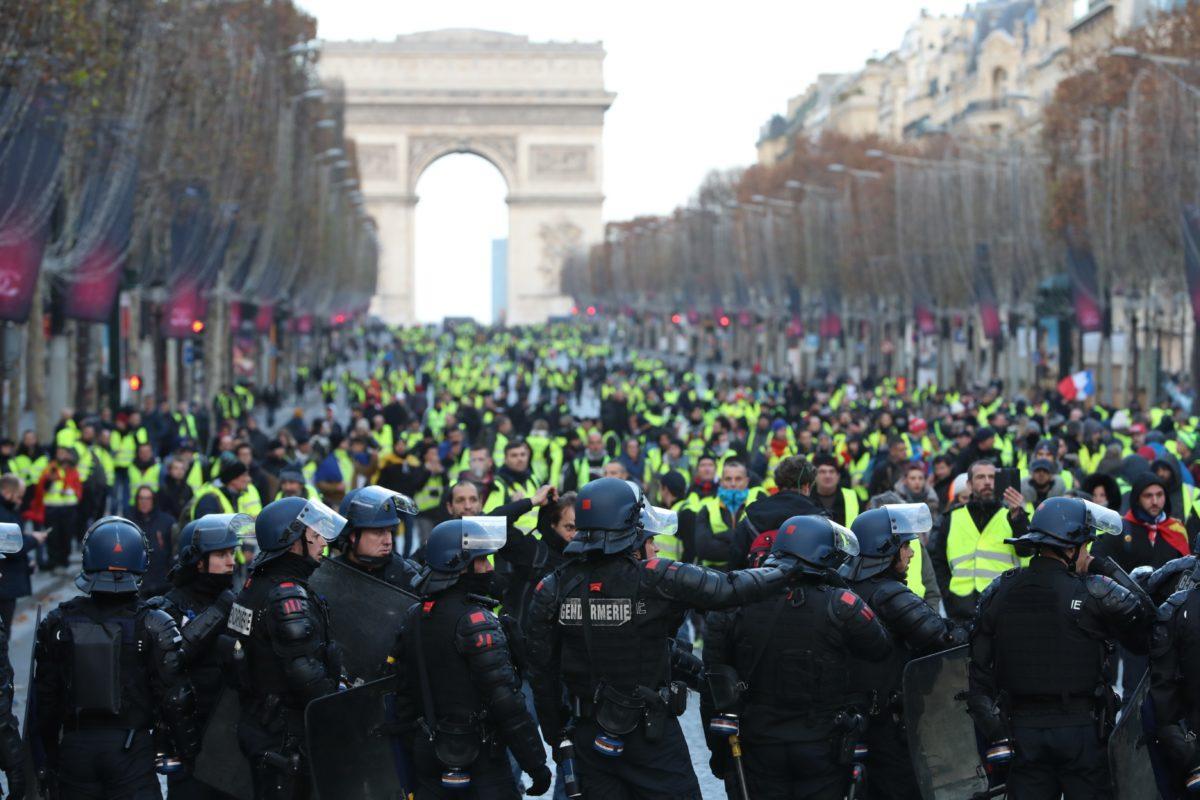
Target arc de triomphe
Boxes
[319,30,615,325]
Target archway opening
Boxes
[414,153,509,323]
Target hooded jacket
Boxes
[714,490,827,571]
[1092,471,1190,573]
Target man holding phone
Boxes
[929,461,1029,623]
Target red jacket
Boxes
[25,462,83,525]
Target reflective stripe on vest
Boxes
[946,506,1019,596]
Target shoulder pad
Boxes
[829,588,875,623]
[268,582,311,619]
[268,581,309,603]
[456,607,505,652]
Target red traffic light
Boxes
[191,319,205,334]
[670,313,682,325]
[586,305,596,316]
[128,375,142,392]
[718,315,731,327]
[570,305,579,315]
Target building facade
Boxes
[757,0,1169,164]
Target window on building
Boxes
[992,67,1009,100]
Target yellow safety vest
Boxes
[189,482,235,521]
[127,463,161,502]
[841,487,860,526]
[907,538,926,599]
[946,506,1021,596]
[483,474,540,533]
[415,474,445,513]
[238,483,262,517]
[654,499,686,562]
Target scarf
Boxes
[1122,509,1189,557]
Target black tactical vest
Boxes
[553,554,680,700]
[992,567,1104,700]
[57,596,154,729]
[402,589,486,727]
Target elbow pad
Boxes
[143,608,187,681]
[1087,576,1144,623]
[180,591,236,662]
[875,583,957,654]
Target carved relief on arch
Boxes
[407,135,518,191]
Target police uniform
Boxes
[389,517,551,799]
[968,498,1154,799]
[703,515,892,800]
[226,499,345,799]
[33,518,199,799]
[526,479,787,799]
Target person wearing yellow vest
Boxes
[28,446,84,574]
[930,461,1030,623]
[189,459,252,522]
[692,459,766,569]
[844,503,967,794]
[482,440,541,533]
[126,443,161,506]
[715,456,823,570]
[275,468,319,501]
[811,454,860,527]
[406,444,448,556]
[656,471,694,563]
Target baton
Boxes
[728,732,750,800]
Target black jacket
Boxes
[716,491,827,571]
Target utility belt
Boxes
[570,682,688,755]
[63,715,148,733]
[1008,692,1097,715]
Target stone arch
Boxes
[407,136,517,197]
[318,30,615,325]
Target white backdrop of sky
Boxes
[298,0,970,321]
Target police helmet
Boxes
[337,485,416,548]
[565,478,643,555]
[412,516,506,595]
[845,504,933,581]
[1006,496,1122,550]
[766,514,860,577]
[76,516,149,595]
[252,496,347,567]
[178,513,253,567]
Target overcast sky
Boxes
[299,0,970,321]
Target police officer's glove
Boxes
[526,764,552,796]
[0,725,24,800]
[708,749,729,780]
[4,764,26,800]
[1087,555,1115,577]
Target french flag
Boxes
[1057,370,1095,401]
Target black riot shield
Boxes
[193,688,254,800]
[1109,672,1156,800]
[305,676,412,800]
[902,645,987,800]
[309,556,418,681]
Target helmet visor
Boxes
[461,516,507,554]
[831,522,861,558]
[885,503,933,538]
[296,500,349,542]
[1084,500,1123,537]
[351,486,418,517]
[0,523,22,555]
[198,513,255,539]
[641,505,679,537]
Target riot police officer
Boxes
[0,524,32,799]
[1148,554,1200,798]
[703,514,892,800]
[145,514,249,799]
[968,496,1154,799]
[390,517,552,798]
[526,478,789,799]
[226,497,346,799]
[844,504,966,800]
[33,516,200,799]
[335,486,421,589]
